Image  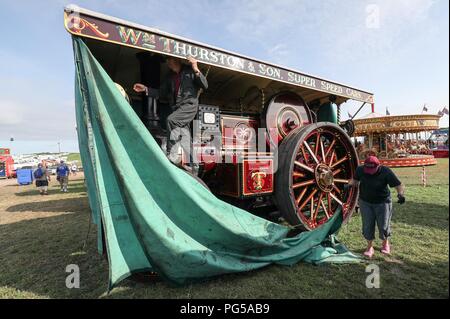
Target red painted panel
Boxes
[242,158,274,196]
[221,115,259,150]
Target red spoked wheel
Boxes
[275,123,359,230]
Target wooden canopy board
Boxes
[63,5,374,108]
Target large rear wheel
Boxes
[275,123,359,230]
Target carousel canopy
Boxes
[353,112,441,136]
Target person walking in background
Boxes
[348,155,405,258]
[71,163,78,176]
[34,163,50,195]
[56,160,70,192]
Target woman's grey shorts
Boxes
[359,199,393,241]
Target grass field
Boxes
[0,160,448,299]
[66,153,81,162]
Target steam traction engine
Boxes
[64,5,367,231]
[189,92,359,231]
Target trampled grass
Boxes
[0,159,448,298]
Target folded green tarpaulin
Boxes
[72,37,360,289]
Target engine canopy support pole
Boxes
[350,102,367,120]
[337,104,341,123]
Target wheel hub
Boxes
[315,163,334,192]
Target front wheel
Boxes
[275,123,359,231]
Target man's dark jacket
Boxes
[149,65,208,108]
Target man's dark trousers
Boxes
[166,101,198,156]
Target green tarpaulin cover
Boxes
[72,37,360,289]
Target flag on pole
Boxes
[438,110,444,116]
[386,107,390,115]
[422,104,428,113]
[442,107,449,115]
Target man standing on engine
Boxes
[133,56,208,165]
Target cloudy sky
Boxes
[0,0,448,154]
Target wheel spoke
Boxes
[303,140,319,164]
[328,150,336,166]
[312,192,324,221]
[334,178,349,184]
[331,155,348,168]
[320,138,326,162]
[295,187,308,205]
[298,189,318,212]
[329,192,344,206]
[293,179,315,189]
[315,133,321,157]
[300,144,309,163]
[332,185,342,194]
[327,193,332,211]
[294,161,314,173]
[320,198,330,218]
[293,172,305,178]
[332,168,342,176]
[324,138,336,159]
